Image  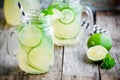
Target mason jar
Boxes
[4,0,40,26]
[17,10,54,74]
[51,0,93,46]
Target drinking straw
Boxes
[17,2,26,17]
[82,18,108,36]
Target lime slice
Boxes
[28,35,54,71]
[19,26,42,47]
[17,44,43,74]
[58,14,81,39]
[87,45,108,61]
[59,8,75,24]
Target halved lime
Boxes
[19,26,42,47]
[59,8,75,24]
[87,45,108,61]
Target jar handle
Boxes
[7,28,18,60]
[82,6,94,30]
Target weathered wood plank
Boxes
[80,0,120,11]
[0,8,4,34]
[96,11,120,80]
[0,25,24,80]
[23,46,63,80]
[62,34,100,80]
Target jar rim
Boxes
[21,9,50,21]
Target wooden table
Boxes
[0,9,120,80]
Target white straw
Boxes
[18,2,26,17]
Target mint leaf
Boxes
[41,5,53,16]
[101,54,116,69]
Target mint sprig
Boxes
[41,5,53,16]
[101,54,116,69]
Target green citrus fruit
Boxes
[87,45,108,61]
[87,33,112,51]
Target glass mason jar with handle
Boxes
[4,0,40,26]
[51,0,93,46]
[7,10,54,74]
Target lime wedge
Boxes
[59,8,75,24]
[87,45,108,61]
[19,26,42,47]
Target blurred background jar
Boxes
[0,0,120,26]
[4,0,41,26]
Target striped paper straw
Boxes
[81,18,108,36]
[18,2,26,17]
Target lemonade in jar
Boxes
[17,10,54,74]
[4,0,40,26]
[51,0,93,45]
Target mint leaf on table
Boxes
[41,5,53,16]
[101,54,116,69]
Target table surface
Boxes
[0,9,120,80]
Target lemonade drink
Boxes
[4,0,40,26]
[17,12,54,74]
[52,2,84,45]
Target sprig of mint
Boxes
[101,53,116,69]
[41,5,53,16]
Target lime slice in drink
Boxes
[19,26,42,47]
[28,35,53,71]
[17,44,43,74]
[59,8,75,24]
[58,14,81,39]
[87,45,108,61]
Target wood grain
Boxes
[62,34,99,80]
[0,8,4,34]
[0,27,24,80]
[96,11,120,80]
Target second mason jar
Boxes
[17,11,54,74]
[51,0,93,46]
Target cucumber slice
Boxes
[17,44,44,74]
[58,14,81,39]
[19,26,42,47]
[59,8,75,24]
[28,34,54,71]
